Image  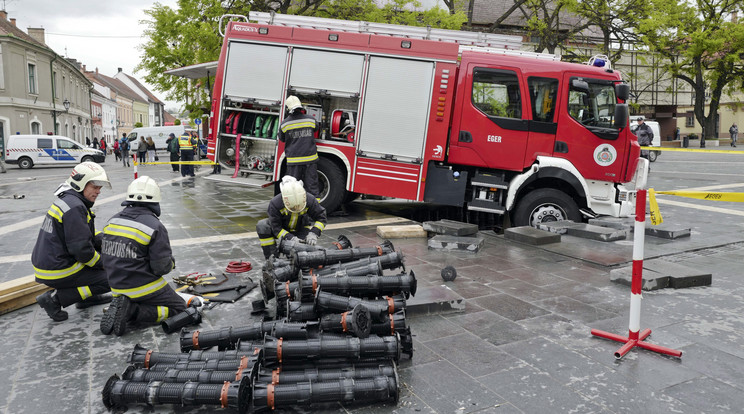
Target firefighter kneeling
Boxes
[256,176,327,260]
[99,176,186,336]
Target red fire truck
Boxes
[206,12,644,227]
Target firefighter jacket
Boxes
[101,203,175,300]
[278,112,319,165]
[32,187,103,282]
[178,134,197,152]
[267,193,327,240]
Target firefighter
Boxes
[279,96,320,197]
[32,162,113,322]
[178,132,197,177]
[99,176,186,336]
[256,175,327,259]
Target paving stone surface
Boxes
[0,165,743,413]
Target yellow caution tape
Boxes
[133,160,217,165]
[654,190,744,202]
[648,188,663,225]
[640,146,743,155]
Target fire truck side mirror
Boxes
[614,104,629,129]
[571,79,590,93]
[615,83,630,101]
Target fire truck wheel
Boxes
[512,188,581,228]
[317,157,345,213]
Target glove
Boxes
[305,233,318,246]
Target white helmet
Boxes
[285,96,303,112]
[126,176,161,203]
[280,175,307,213]
[67,162,111,192]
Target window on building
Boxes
[72,125,77,140]
[686,112,695,127]
[28,63,37,94]
[31,121,40,134]
[472,68,522,119]
[53,70,58,98]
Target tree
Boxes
[639,0,744,142]
[571,0,649,62]
[138,0,465,116]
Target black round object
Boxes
[441,266,457,282]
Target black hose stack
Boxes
[101,239,415,412]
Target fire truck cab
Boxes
[207,12,644,227]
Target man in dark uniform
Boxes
[179,132,197,177]
[278,96,320,197]
[165,132,180,173]
[256,175,327,259]
[635,116,654,161]
[99,176,186,336]
[32,162,113,322]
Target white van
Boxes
[5,135,105,169]
[630,119,662,162]
[127,126,194,152]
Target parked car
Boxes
[5,135,105,169]
[630,119,661,162]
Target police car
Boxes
[5,135,105,169]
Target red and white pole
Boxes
[591,161,681,359]
[133,153,138,179]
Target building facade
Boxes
[0,11,92,146]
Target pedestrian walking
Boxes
[92,137,99,149]
[120,133,130,167]
[99,138,107,160]
[86,137,91,147]
[729,123,738,147]
[99,176,186,336]
[32,162,113,322]
[635,116,654,161]
[113,139,121,162]
[138,136,148,166]
[146,136,156,163]
[165,133,180,173]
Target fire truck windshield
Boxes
[567,79,617,129]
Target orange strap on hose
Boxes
[220,381,230,408]
[192,330,200,350]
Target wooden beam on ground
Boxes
[0,275,49,316]
[376,224,427,239]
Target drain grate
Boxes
[660,242,744,263]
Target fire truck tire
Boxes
[343,191,360,204]
[317,157,345,213]
[512,188,581,227]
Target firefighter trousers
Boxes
[129,287,187,324]
[180,150,195,177]
[170,152,180,172]
[39,266,110,308]
[256,218,311,259]
[287,162,319,198]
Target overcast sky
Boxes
[5,0,181,110]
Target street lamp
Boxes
[51,98,70,135]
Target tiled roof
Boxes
[0,16,49,49]
[87,72,143,103]
[123,73,163,104]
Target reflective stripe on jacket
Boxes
[179,134,196,151]
[278,113,319,165]
[267,193,327,240]
[32,189,101,282]
[102,206,175,300]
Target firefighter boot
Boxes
[100,295,133,335]
[113,296,134,337]
[76,292,114,309]
[36,290,68,322]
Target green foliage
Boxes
[174,118,181,126]
[137,0,465,116]
[639,0,744,139]
[133,122,143,128]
